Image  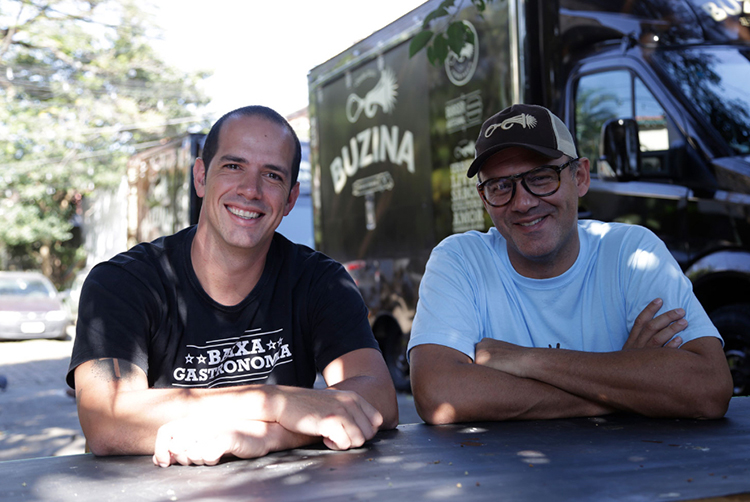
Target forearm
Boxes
[507,342,732,418]
[78,383,280,456]
[410,345,613,424]
[435,365,613,424]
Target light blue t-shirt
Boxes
[408,220,721,360]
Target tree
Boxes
[0,0,210,287]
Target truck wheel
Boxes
[709,303,750,396]
[374,325,411,393]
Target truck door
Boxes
[573,64,692,266]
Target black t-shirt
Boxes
[66,227,378,389]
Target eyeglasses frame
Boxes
[476,158,580,208]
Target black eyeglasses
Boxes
[476,158,579,207]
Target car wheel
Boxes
[374,324,411,393]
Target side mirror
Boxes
[598,118,641,181]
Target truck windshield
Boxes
[652,46,750,156]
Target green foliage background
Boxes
[0,0,210,287]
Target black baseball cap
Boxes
[467,104,578,178]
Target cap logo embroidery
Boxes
[484,113,538,138]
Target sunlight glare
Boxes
[627,249,660,271]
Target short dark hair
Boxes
[201,105,301,187]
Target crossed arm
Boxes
[74,347,398,466]
[410,300,733,424]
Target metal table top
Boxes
[2,397,749,501]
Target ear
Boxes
[575,158,591,197]
[283,182,300,217]
[193,158,207,198]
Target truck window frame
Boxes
[568,57,689,183]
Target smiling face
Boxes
[193,114,299,257]
[477,147,590,279]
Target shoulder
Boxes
[87,227,193,292]
[579,220,673,277]
[270,236,366,326]
[434,229,499,257]
[579,220,663,252]
[271,233,354,288]
[273,233,340,271]
[439,228,497,247]
[428,229,502,273]
[111,226,190,264]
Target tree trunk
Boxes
[40,244,52,278]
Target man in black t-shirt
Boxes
[68,106,398,467]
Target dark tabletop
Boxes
[2,397,749,501]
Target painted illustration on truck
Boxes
[346,68,399,124]
[444,21,480,86]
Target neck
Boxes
[510,234,580,280]
[190,225,270,306]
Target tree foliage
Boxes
[409,0,489,65]
[0,0,210,287]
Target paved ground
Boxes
[0,332,421,462]
[0,330,84,461]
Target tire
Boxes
[709,303,750,396]
[374,325,411,393]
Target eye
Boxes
[265,172,283,181]
[526,168,556,186]
[487,178,512,193]
[223,163,241,170]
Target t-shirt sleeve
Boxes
[66,262,159,388]
[620,226,722,347]
[307,260,380,372]
[408,239,483,361]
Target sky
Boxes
[150,1,426,120]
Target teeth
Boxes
[228,206,261,219]
[520,217,544,227]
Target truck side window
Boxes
[634,78,669,175]
[575,70,670,176]
[575,70,631,174]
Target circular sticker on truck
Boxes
[445,21,479,87]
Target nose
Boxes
[508,180,539,213]
[236,169,262,199]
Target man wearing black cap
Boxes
[408,104,732,424]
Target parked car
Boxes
[0,271,71,340]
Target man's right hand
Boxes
[271,387,383,450]
[623,298,687,350]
